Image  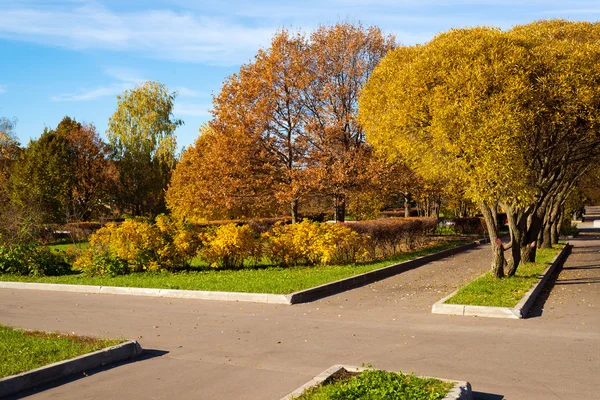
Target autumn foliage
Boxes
[166,23,396,223]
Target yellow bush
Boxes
[200,224,259,269]
[74,215,201,275]
[89,220,161,272]
[263,220,368,267]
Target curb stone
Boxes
[0,238,488,305]
[279,365,472,400]
[0,340,143,398]
[431,243,572,319]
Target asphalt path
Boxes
[1,236,599,400]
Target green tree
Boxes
[8,117,115,224]
[9,117,79,224]
[107,81,182,216]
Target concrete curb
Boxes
[0,238,488,306]
[431,243,572,319]
[0,282,290,305]
[285,238,489,304]
[0,340,143,398]
[280,365,472,400]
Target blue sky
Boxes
[1,0,600,149]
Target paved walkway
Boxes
[1,237,599,400]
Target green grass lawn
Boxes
[444,245,562,307]
[0,325,122,378]
[295,368,453,400]
[48,242,90,253]
[1,240,469,294]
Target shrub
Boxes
[452,217,486,235]
[262,220,368,267]
[74,215,201,275]
[560,220,579,237]
[200,224,260,269]
[72,249,128,277]
[0,243,70,276]
[349,218,437,258]
[90,220,162,272]
[155,215,202,269]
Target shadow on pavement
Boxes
[473,391,504,400]
[526,248,572,318]
[555,277,600,285]
[8,349,169,399]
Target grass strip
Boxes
[295,368,453,400]
[2,240,469,294]
[0,325,122,378]
[444,245,562,307]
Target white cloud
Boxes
[0,85,7,94]
[51,66,142,102]
[174,87,205,98]
[103,67,144,83]
[51,81,132,102]
[173,103,211,117]
[0,2,275,65]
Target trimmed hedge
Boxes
[348,217,437,258]
[451,217,486,234]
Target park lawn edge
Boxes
[443,245,563,308]
[0,324,123,379]
[0,239,470,295]
[280,365,469,400]
[294,369,453,400]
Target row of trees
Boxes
[0,82,181,241]
[166,23,468,223]
[3,20,599,280]
[360,20,600,277]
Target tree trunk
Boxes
[290,198,299,224]
[404,193,410,218]
[540,223,552,249]
[521,204,546,264]
[480,202,505,278]
[504,205,527,277]
[551,206,564,245]
[334,195,346,223]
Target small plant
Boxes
[296,367,453,400]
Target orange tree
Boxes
[168,23,395,223]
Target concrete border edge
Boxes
[0,238,488,306]
[431,243,572,319]
[279,364,472,400]
[0,340,143,398]
[287,238,489,304]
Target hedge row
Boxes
[349,218,437,258]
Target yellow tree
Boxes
[360,27,536,278]
[502,20,600,264]
[360,22,600,278]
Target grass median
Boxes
[1,240,469,295]
[295,368,453,400]
[444,245,563,308]
[0,325,122,378]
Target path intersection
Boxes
[1,235,599,399]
